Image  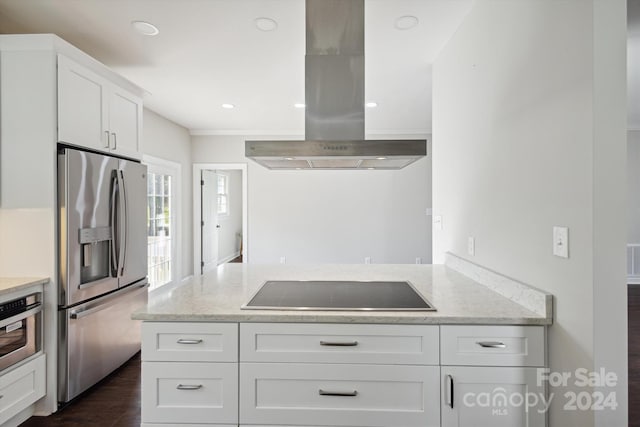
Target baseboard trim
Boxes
[218,251,241,265]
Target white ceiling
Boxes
[0,0,475,135]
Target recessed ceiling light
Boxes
[394,15,419,30]
[221,103,235,109]
[376,157,387,160]
[285,157,295,161]
[131,21,159,36]
[368,168,375,170]
[294,103,306,109]
[365,102,378,108]
[255,17,278,32]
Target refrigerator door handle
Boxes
[110,171,119,275]
[117,170,127,277]
[70,282,149,320]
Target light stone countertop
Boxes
[133,264,552,325]
[0,277,48,298]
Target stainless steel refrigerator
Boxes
[57,146,149,404]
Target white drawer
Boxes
[440,325,545,366]
[142,322,238,362]
[239,362,440,427]
[240,323,439,365]
[0,354,46,425]
[142,361,238,424]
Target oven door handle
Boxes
[0,303,42,329]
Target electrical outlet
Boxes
[553,226,569,258]
[280,256,286,264]
[364,257,371,264]
[415,257,422,264]
[468,237,475,256]
[434,215,443,230]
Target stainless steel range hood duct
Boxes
[245,0,427,170]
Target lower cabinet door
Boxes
[142,361,238,424]
[0,354,46,425]
[441,366,546,427]
[240,363,440,427]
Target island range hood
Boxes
[245,0,427,170]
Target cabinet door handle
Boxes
[445,374,454,408]
[320,340,358,347]
[176,384,203,390]
[319,389,358,397]
[177,339,203,345]
[111,132,117,150]
[476,341,506,349]
[104,131,110,148]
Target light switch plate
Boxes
[434,215,443,230]
[553,226,569,258]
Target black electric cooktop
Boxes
[241,280,436,311]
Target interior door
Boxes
[201,170,219,273]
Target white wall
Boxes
[191,135,432,265]
[143,108,193,278]
[629,130,640,243]
[217,169,242,262]
[433,1,627,426]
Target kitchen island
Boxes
[133,259,552,427]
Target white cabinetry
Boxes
[58,54,142,159]
[440,325,546,427]
[240,323,440,427]
[0,354,46,424]
[140,322,547,427]
[0,354,46,426]
[141,322,238,427]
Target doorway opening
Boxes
[193,163,248,275]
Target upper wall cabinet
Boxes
[57,54,142,160]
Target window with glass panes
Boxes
[147,173,172,289]
[217,173,229,216]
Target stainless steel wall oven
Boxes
[0,292,42,372]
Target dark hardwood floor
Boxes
[630,285,640,427]
[21,353,141,427]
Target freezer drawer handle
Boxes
[177,339,203,345]
[319,389,358,397]
[176,384,203,390]
[476,341,507,349]
[70,283,149,319]
[320,340,358,347]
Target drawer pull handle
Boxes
[320,340,358,347]
[476,341,506,349]
[319,389,358,397]
[445,375,454,408]
[176,384,203,390]
[177,339,203,345]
